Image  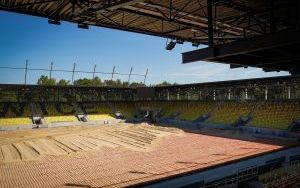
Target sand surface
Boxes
[0,123,181,163]
[0,123,289,187]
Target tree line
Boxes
[36,75,176,87]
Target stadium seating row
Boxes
[137,101,299,130]
[259,163,300,188]
[0,101,299,130]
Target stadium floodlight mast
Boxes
[92,64,97,80]
[111,66,116,80]
[49,62,53,80]
[128,67,133,83]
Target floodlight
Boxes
[176,39,184,44]
[48,19,61,25]
[192,42,199,47]
[166,40,176,50]
[78,23,89,29]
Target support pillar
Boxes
[24,60,28,85]
[207,0,214,47]
[265,86,268,100]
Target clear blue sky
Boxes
[0,11,289,85]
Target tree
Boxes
[73,77,103,86]
[155,81,173,87]
[92,76,102,86]
[104,80,117,87]
[57,79,70,86]
[129,82,146,87]
[37,75,56,85]
[122,81,130,87]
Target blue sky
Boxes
[0,11,289,85]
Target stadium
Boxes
[1,0,300,188]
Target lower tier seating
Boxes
[207,102,252,125]
[249,101,300,130]
[0,117,31,126]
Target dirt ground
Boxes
[0,123,289,188]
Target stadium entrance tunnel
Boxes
[32,116,44,128]
[76,114,88,122]
[136,107,162,123]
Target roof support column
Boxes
[207,0,214,47]
[297,1,300,29]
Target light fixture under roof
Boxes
[166,40,176,51]
[78,23,89,29]
[192,42,199,47]
[176,39,184,44]
[48,19,61,25]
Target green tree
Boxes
[57,79,70,86]
[129,82,146,87]
[155,81,173,87]
[37,75,56,85]
[73,78,92,86]
[92,76,102,86]
[122,81,130,87]
[104,80,117,87]
[73,77,103,86]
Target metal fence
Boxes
[0,60,149,84]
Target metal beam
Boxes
[137,2,245,35]
[207,0,213,47]
[182,29,300,64]
[73,0,144,17]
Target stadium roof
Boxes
[1,0,299,72]
[0,0,265,43]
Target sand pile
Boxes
[0,123,183,163]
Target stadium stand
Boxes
[80,102,111,114]
[260,162,300,188]
[80,102,115,121]
[206,101,252,125]
[0,117,31,126]
[114,102,136,119]
[175,101,215,121]
[0,102,32,125]
[87,114,114,121]
[42,103,78,123]
[44,116,77,123]
[249,101,300,130]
